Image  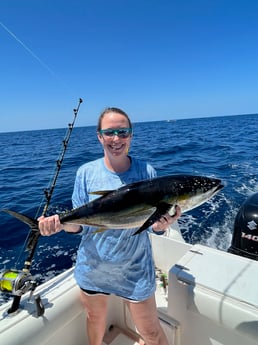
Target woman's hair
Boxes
[97,107,132,131]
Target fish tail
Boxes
[1,209,39,230]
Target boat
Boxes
[1,219,258,345]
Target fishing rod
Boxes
[0,98,83,315]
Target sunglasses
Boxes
[99,128,132,138]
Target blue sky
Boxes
[1,0,258,132]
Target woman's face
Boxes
[98,111,132,158]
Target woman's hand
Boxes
[38,215,62,236]
[38,215,82,235]
[152,205,181,233]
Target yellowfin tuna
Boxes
[2,175,223,235]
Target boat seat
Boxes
[169,244,258,342]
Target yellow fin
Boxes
[89,190,113,196]
[93,228,107,234]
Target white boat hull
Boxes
[1,230,258,345]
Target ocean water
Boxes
[0,114,257,303]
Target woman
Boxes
[38,107,181,345]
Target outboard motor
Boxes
[228,193,258,260]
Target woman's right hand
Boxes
[38,215,62,236]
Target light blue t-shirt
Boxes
[72,157,157,301]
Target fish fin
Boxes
[92,227,107,234]
[133,202,173,236]
[1,209,39,230]
[89,190,113,196]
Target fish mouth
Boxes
[203,180,224,201]
[216,183,224,192]
[214,180,224,193]
[207,179,224,197]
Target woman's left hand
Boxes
[152,205,181,233]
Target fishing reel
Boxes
[0,269,37,296]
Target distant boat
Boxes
[166,119,176,122]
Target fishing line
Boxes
[0,20,71,90]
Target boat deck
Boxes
[103,325,145,345]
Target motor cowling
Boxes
[228,193,258,260]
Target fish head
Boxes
[163,175,224,213]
